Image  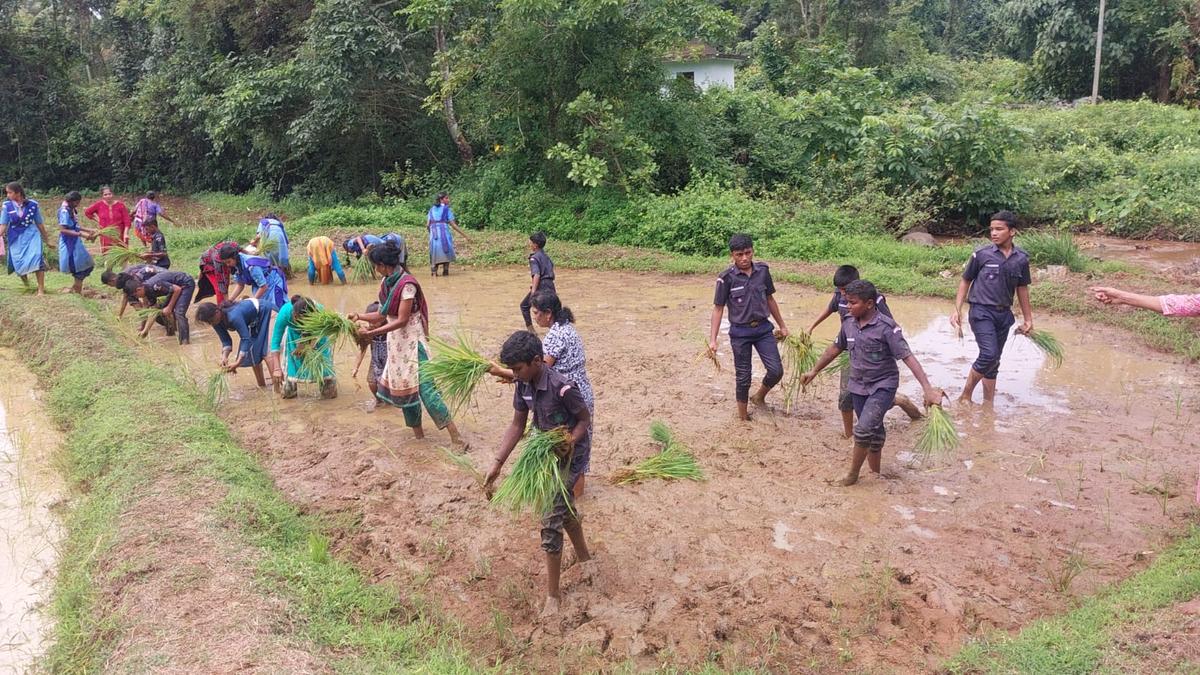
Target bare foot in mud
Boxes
[578,559,598,582]
[830,474,860,487]
[540,596,561,619]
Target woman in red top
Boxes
[83,186,131,252]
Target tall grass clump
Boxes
[420,331,491,413]
[1023,329,1065,368]
[96,244,145,271]
[1020,231,1088,273]
[205,371,230,409]
[490,427,573,516]
[612,421,704,484]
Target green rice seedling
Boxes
[915,404,959,462]
[696,334,720,372]
[490,427,572,516]
[97,244,144,271]
[1023,329,1064,368]
[294,342,332,381]
[823,348,850,375]
[295,307,361,352]
[349,254,375,284]
[437,446,484,484]
[133,305,162,324]
[778,331,819,412]
[256,235,281,256]
[421,331,492,413]
[205,371,230,409]
[614,420,705,484]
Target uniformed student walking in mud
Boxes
[802,280,943,486]
[949,210,1034,404]
[484,331,592,617]
[708,233,790,421]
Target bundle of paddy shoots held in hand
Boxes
[295,308,363,351]
[777,331,819,412]
[255,236,281,255]
[612,421,704,484]
[490,427,573,516]
[295,342,331,381]
[1023,329,1064,368]
[349,254,375,284]
[698,335,721,372]
[420,332,492,413]
[97,244,145,271]
[915,404,959,460]
[133,305,163,323]
[205,371,230,409]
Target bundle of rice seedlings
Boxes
[295,308,361,351]
[612,421,704,484]
[96,243,145,271]
[420,331,491,413]
[438,446,484,484]
[914,404,959,462]
[490,427,573,516]
[778,332,819,412]
[349,254,375,284]
[1023,329,1064,368]
[205,371,230,409]
[133,305,162,323]
[824,348,850,375]
[294,342,332,381]
[256,235,281,255]
[697,335,721,372]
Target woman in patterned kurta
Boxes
[349,242,467,448]
[0,182,49,295]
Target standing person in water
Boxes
[950,211,1034,404]
[219,243,288,311]
[427,192,469,277]
[802,280,944,486]
[269,295,337,399]
[57,191,98,293]
[521,232,556,332]
[807,264,923,437]
[351,301,388,411]
[141,219,171,269]
[349,242,467,449]
[489,291,595,498]
[84,186,131,252]
[196,298,273,387]
[1,182,50,295]
[709,233,789,421]
[132,191,177,245]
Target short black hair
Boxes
[990,210,1018,228]
[195,302,221,324]
[100,270,117,286]
[529,232,547,249]
[65,190,82,203]
[499,330,543,366]
[366,301,380,313]
[122,278,142,297]
[728,233,753,252]
[218,243,240,261]
[290,295,314,318]
[833,265,860,288]
[842,279,878,305]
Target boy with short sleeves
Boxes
[484,331,591,618]
[802,280,943,486]
[521,232,556,332]
[709,233,789,421]
[807,264,921,437]
[950,210,1034,403]
[144,220,171,269]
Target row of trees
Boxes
[2,0,1199,203]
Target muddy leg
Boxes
[894,393,923,420]
[251,363,267,387]
[981,377,998,402]
[573,475,586,498]
[959,369,983,402]
[736,400,752,421]
[35,271,45,296]
[838,445,870,486]
[866,449,882,475]
[564,518,590,564]
[840,410,854,439]
[71,277,84,294]
[445,421,468,450]
[410,424,425,439]
[543,552,563,616]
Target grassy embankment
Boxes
[0,289,477,672]
[179,193,1200,360]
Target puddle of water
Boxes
[935,234,1200,272]
[0,349,63,670]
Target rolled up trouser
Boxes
[851,387,897,452]
[541,463,581,554]
[968,304,1015,380]
[729,321,783,403]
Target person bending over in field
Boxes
[802,280,943,486]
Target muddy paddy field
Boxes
[125,264,1200,672]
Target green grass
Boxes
[0,289,478,672]
[1019,231,1090,273]
[948,526,1200,673]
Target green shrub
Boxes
[1019,231,1089,272]
[636,179,776,256]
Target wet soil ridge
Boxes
[0,293,474,672]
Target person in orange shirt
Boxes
[306,236,345,284]
[83,186,131,252]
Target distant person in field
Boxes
[196,298,273,388]
[269,294,337,400]
[950,210,1033,404]
[57,190,98,294]
[196,240,239,305]
[219,243,289,311]
[252,213,291,276]
[132,191,176,245]
[348,242,467,449]
[802,280,944,486]
[427,192,469,277]
[342,232,407,280]
[807,264,923,437]
[141,219,171,269]
[84,186,131,252]
[521,232,555,332]
[125,269,195,344]
[484,330,593,618]
[709,233,790,421]
[305,236,345,284]
[101,263,163,317]
[1,181,49,295]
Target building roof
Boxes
[663,42,746,63]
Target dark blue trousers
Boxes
[968,304,1015,379]
[729,321,783,403]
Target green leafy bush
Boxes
[1019,231,1089,272]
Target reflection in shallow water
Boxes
[0,350,62,671]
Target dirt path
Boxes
[152,267,1199,672]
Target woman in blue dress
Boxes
[268,295,337,400]
[252,213,291,276]
[426,192,469,277]
[58,191,99,294]
[0,182,50,295]
[196,298,273,388]
[217,243,289,311]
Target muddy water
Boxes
[0,350,63,671]
[1078,235,1200,272]
[153,267,1198,672]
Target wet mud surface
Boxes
[148,267,1200,672]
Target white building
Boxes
[662,44,744,91]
